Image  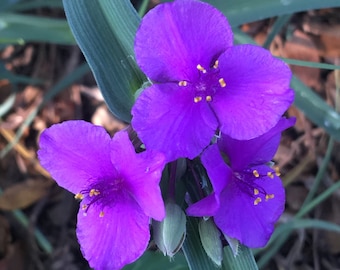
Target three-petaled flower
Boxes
[38,121,166,270]
[132,0,294,162]
[187,117,295,248]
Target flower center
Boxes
[178,60,226,103]
[74,179,123,218]
[233,167,280,206]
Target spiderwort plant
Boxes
[38,121,166,270]
[187,117,296,248]
[132,0,294,162]
[40,0,297,268]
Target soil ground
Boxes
[0,3,340,270]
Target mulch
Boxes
[0,5,340,270]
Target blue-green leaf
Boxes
[0,13,74,44]
[62,0,146,123]
[204,0,340,27]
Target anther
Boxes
[267,172,274,179]
[194,96,202,103]
[89,189,100,197]
[254,188,259,195]
[74,193,84,200]
[178,80,188,86]
[99,211,105,218]
[254,197,262,205]
[206,95,212,102]
[274,166,281,177]
[218,78,226,87]
[253,170,260,178]
[213,60,219,69]
[265,194,275,201]
[81,204,88,211]
[196,64,207,73]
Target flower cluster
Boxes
[38,0,295,269]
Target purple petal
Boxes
[218,117,296,170]
[38,120,115,194]
[214,165,285,248]
[187,144,232,217]
[132,84,218,162]
[77,193,150,270]
[212,44,294,140]
[135,0,233,82]
[186,193,220,217]
[201,144,232,195]
[110,131,166,221]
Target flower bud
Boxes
[198,218,223,266]
[153,202,186,257]
[223,233,240,257]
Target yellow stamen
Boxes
[196,64,206,73]
[178,80,187,86]
[253,170,260,178]
[274,166,281,176]
[254,197,262,205]
[89,189,100,197]
[206,95,212,102]
[265,194,275,201]
[81,204,88,211]
[74,193,84,200]
[213,60,219,69]
[254,188,259,195]
[194,96,202,103]
[218,78,226,87]
[99,211,105,217]
[267,172,274,179]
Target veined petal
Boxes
[77,193,150,270]
[110,131,166,221]
[135,0,233,82]
[214,165,285,248]
[213,44,294,140]
[132,83,218,162]
[218,117,296,170]
[38,120,115,194]
[187,144,232,217]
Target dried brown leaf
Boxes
[0,179,52,210]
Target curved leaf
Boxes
[205,0,340,27]
[62,0,146,122]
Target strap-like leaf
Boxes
[63,0,146,122]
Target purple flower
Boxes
[186,117,295,248]
[131,0,294,162]
[38,121,165,270]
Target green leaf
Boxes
[0,61,43,84]
[183,217,258,270]
[182,217,221,269]
[0,93,15,117]
[6,0,63,12]
[277,58,340,70]
[223,245,258,270]
[203,0,340,27]
[0,13,75,44]
[292,76,340,141]
[62,0,146,123]
[263,15,292,49]
[123,251,188,270]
